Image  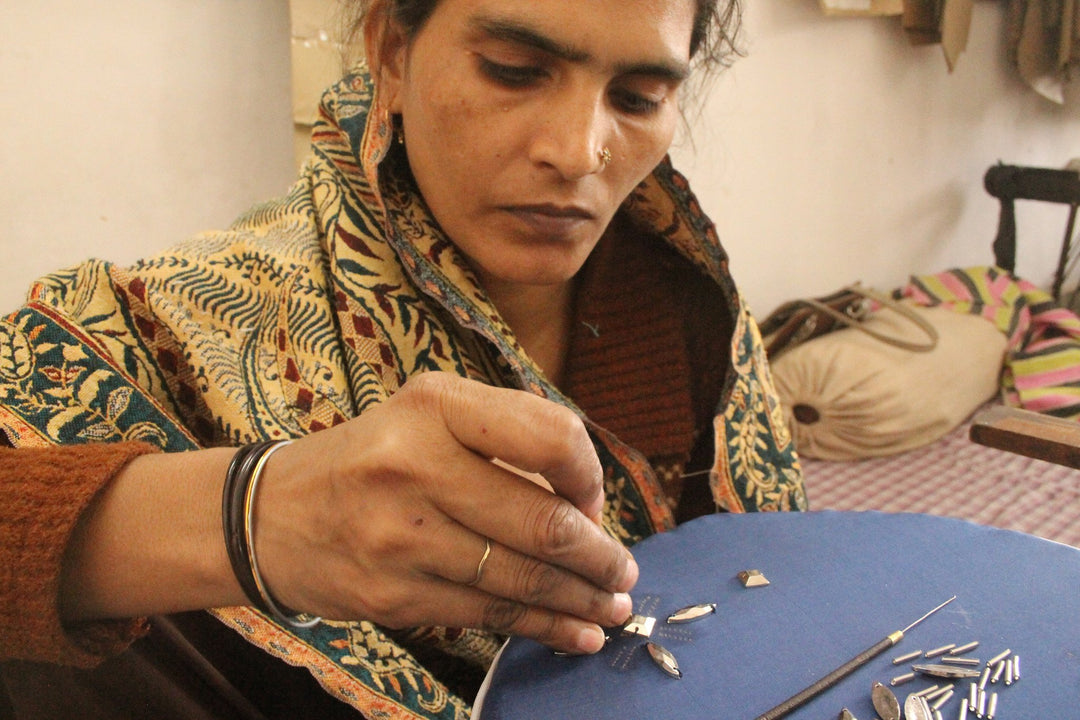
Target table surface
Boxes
[475,511,1080,720]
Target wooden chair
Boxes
[984,162,1080,302]
[975,162,1080,466]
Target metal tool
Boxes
[752,596,957,720]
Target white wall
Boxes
[0,1,294,312]
[669,0,1080,317]
[1,1,1078,318]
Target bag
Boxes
[759,283,939,359]
[768,301,1007,460]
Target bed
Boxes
[801,404,1080,548]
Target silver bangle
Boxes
[242,439,321,629]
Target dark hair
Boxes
[343,0,743,80]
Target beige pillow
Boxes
[769,303,1007,460]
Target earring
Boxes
[599,147,612,169]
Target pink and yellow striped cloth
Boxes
[901,266,1080,419]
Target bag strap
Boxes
[799,284,939,352]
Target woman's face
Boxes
[375,0,695,293]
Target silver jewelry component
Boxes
[925,644,956,658]
[872,681,901,720]
[915,684,942,697]
[467,539,492,586]
[645,641,681,678]
[913,663,981,679]
[933,710,943,720]
[838,708,857,720]
[891,672,916,686]
[986,692,998,720]
[925,684,955,702]
[737,569,770,587]
[977,688,986,717]
[893,649,923,664]
[977,666,991,690]
[1012,654,1020,681]
[968,682,978,711]
[1003,658,1013,686]
[949,641,980,656]
[985,649,1011,667]
[941,657,980,666]
[666,603,716,624]
[960,700,969,720]
[904,693,933,720]
[930,688,954,710]
[990,660,1005,684]
[621,614,656,638]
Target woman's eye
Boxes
[479,59,545,88]
[610,88,662,116]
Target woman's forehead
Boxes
[422,0,697,64]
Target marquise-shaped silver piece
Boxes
[645,641,682,678]
[903,693,933,720]
[871,681,901,720]
[912,663,982,679]
[666,603,717,624]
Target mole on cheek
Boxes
[413,517,425,527]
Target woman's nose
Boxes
[528,92,612,180]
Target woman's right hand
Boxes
[247,372,637,654]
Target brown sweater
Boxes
[0,442,156,667]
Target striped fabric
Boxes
[901,266,1080,419]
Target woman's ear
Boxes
[363,0,409,112]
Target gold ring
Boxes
[467,539,492,586]
[599,147,612,168]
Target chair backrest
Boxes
[984,162,1080,301]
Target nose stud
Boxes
[598,147,612,169]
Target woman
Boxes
[0,0,805,717]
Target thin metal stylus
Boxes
[752,596,957,720]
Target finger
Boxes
[430,532,632,629]
[415,579,611,655]
[430,451,638,595]
[408,372,605,519]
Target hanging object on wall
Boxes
[820,0,1079,101]
[901,0,973,72]
[1007,0,1080,104]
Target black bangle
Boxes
[222,441,320,629]
[223,442,278,609]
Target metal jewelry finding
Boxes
[666,603,716,624]
[738,569,771,587]
[912,663,982,679]
[598,147,612,168]
[621,614,656,638]
[872,681,901,720]
[645,641,682,678]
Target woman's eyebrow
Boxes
[469,15,690,82]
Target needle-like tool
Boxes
[753,596,957,720]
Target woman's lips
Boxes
[502,203,596,239]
